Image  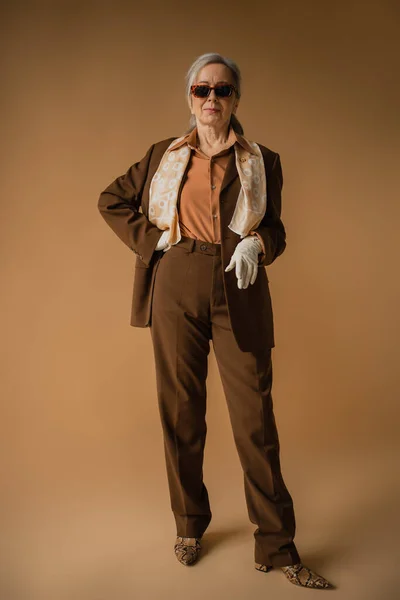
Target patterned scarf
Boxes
[148,134,266,246]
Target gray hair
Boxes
[184,52,244,135]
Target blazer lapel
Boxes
[220,151,239,193]
[220,152,242,234]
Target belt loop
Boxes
[176,235,196,252]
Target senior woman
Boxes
[98,53,333,590]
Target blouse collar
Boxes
[167,126,256,156]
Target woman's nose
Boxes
[207,89,218,102]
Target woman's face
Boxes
[189,63,239,131]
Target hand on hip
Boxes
[155,230,171,252]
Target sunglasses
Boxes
[190,84,237,98]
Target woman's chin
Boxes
[199,114,224,127]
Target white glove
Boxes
[225,235,263,289]
[155,230,171,252]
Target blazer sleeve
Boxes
[249,152,287,267]
[97,144,164,267]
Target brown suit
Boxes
[97,138,286,352]
[97,138,300,568]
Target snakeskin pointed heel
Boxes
[280,563,334,588]
[174,536,202,566]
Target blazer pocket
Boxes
[135,256,149,269]
[135,249,167,269]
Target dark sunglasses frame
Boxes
[190,84,238,98]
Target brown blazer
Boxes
[97,137,286,352]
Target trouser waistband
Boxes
[175,235,221,256]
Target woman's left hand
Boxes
[225,235,263,289]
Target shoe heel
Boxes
[255,562,273,573]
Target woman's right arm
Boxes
[97,144,164,267]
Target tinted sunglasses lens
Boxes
[215,85,233,97]
[192,85,210,98]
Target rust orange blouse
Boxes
[169,127,266,259]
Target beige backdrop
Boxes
[1,1,399,599]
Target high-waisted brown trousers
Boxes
[149,235,300,567]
